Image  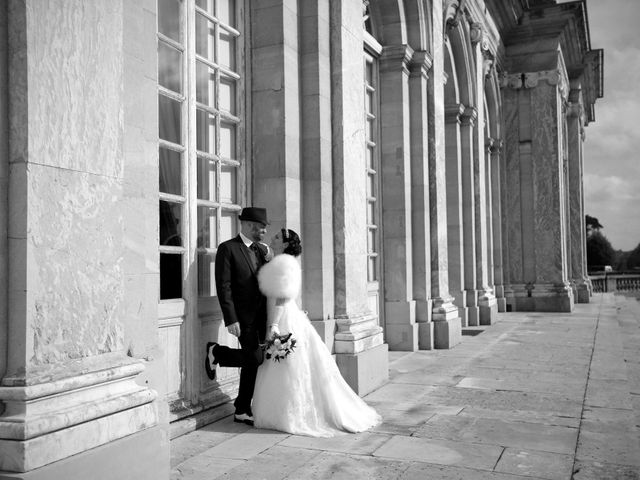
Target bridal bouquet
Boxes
[262,333,297,362]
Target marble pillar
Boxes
[0,1,163,477]
[409,51,434,349]
[444,103,468,327]
[459,107,480,325]
[488,140,508,312]
[501,67,574,312]
[379,45,418,352]
[567,89,590,303]
[299,0,336,344]
[330,0,387,391]
[427,0,462,349]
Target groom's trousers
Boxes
[214,326,264,413]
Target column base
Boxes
[497,298,507,312]
[0,425,167,480]
[310,318,337,353]
[573,282,590,304]
[432,298,462,349]
[467,306,480,326]
[506,283,575,312]
[335,343,389,395]
[385,300,417,351]
[479,293,498,325]
[458,307,468,328]
[417,320,434,350]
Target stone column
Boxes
[488,139,508,312]
[459,107,480,325]
[252,1,301,230]
[501,68,574,312]
[409,51,435,348]
[330,0,387,392]
[444,103,468,326]
[427,0,462,349]
[299,0,336,345]
[0,1,162,477]
[0,0,8,383]
[379,44,417,352]
[567,88,590,303]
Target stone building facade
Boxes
[0,0,602,478]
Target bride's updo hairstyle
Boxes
[282,229,302,257]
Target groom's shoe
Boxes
[233,411,254,426]
[205,342,218,380]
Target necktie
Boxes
[250,242,261,269]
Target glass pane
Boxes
[367,146,375,170]
[220,210,237,242]
[219,122,236,159]
[368,228,377,252]
[197,156,217,201]
[220,164,236,204]
[195,14,215,60]
[196,108,216,154]
[160,253,182,299]
[219,76,236,114]
[158,42,182,93]
[196,0,214,15]
[218,0,235,28]
[197,206,217,248]
[196,61,216,106]
[366,61,373,84]
[367,172,375,198]
[367,201,375,223]
[366,90,374,115]
[219,30,235,70]
[198,252,216,297]
[158,0,181,42]
[367,118,375,140]
[160,201,182,246]
[367,257,377,282]
[159,148,182,195]
[159,95,182,144]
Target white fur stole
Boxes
[258,254,301,299]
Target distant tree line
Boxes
[586,215,640,272]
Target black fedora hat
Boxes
[239,207,269,226]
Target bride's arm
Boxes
[266,297,287,337]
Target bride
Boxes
[252,228,381,437]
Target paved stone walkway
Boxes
[170,293,640,480]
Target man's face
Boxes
[243,221,267,242]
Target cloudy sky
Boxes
[576,0,640,251]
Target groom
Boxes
[205,207,271,426]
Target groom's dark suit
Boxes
[214,235,268,414]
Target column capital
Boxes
[409,50,433,78]
[500,69,569,99]
[380,44,414,74]
[460,106,477,126]
[445,103,465,124]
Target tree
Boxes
[585,214,603,236]
[586,231,615,271]
[626,243,640,271]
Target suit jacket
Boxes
[215,235,268,333]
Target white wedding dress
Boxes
[252,254,381,437]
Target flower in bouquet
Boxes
[261,333,297,362]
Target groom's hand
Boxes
[227,322,241,337]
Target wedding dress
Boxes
[252,254,381,437]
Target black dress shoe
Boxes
[233,412,254,426]
[205,342,218,380]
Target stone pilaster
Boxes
[444,103,468,327]
[330,0,387,392]
[501,65,574,312]
[459,107,480,326]
[567,89,590,303]
[252,0,301,230]
[0,1,162,476]
[471,24,498,326]
[427,0,461,349]
[488,139,507,312]
[379,44,417,352]
[299,0,336,339]
[409,51,434,348]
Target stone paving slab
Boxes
[413,414,578,454]
[279,431,392,456]
[399,462,550,480]
[193,430,290,460]
[457,406,580,428]
[572,459,640,480]
[494,448,574,480]
[372,435,503,471]
[215,445,322,480]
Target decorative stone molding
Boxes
[459,106,477,127]
[499,72,523,90]
[483,51,495,79]
[445,103,465,124]
[380,44,414,74]
[444,0,467,33]
[500,69,569,98]
[409,50,433,79]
